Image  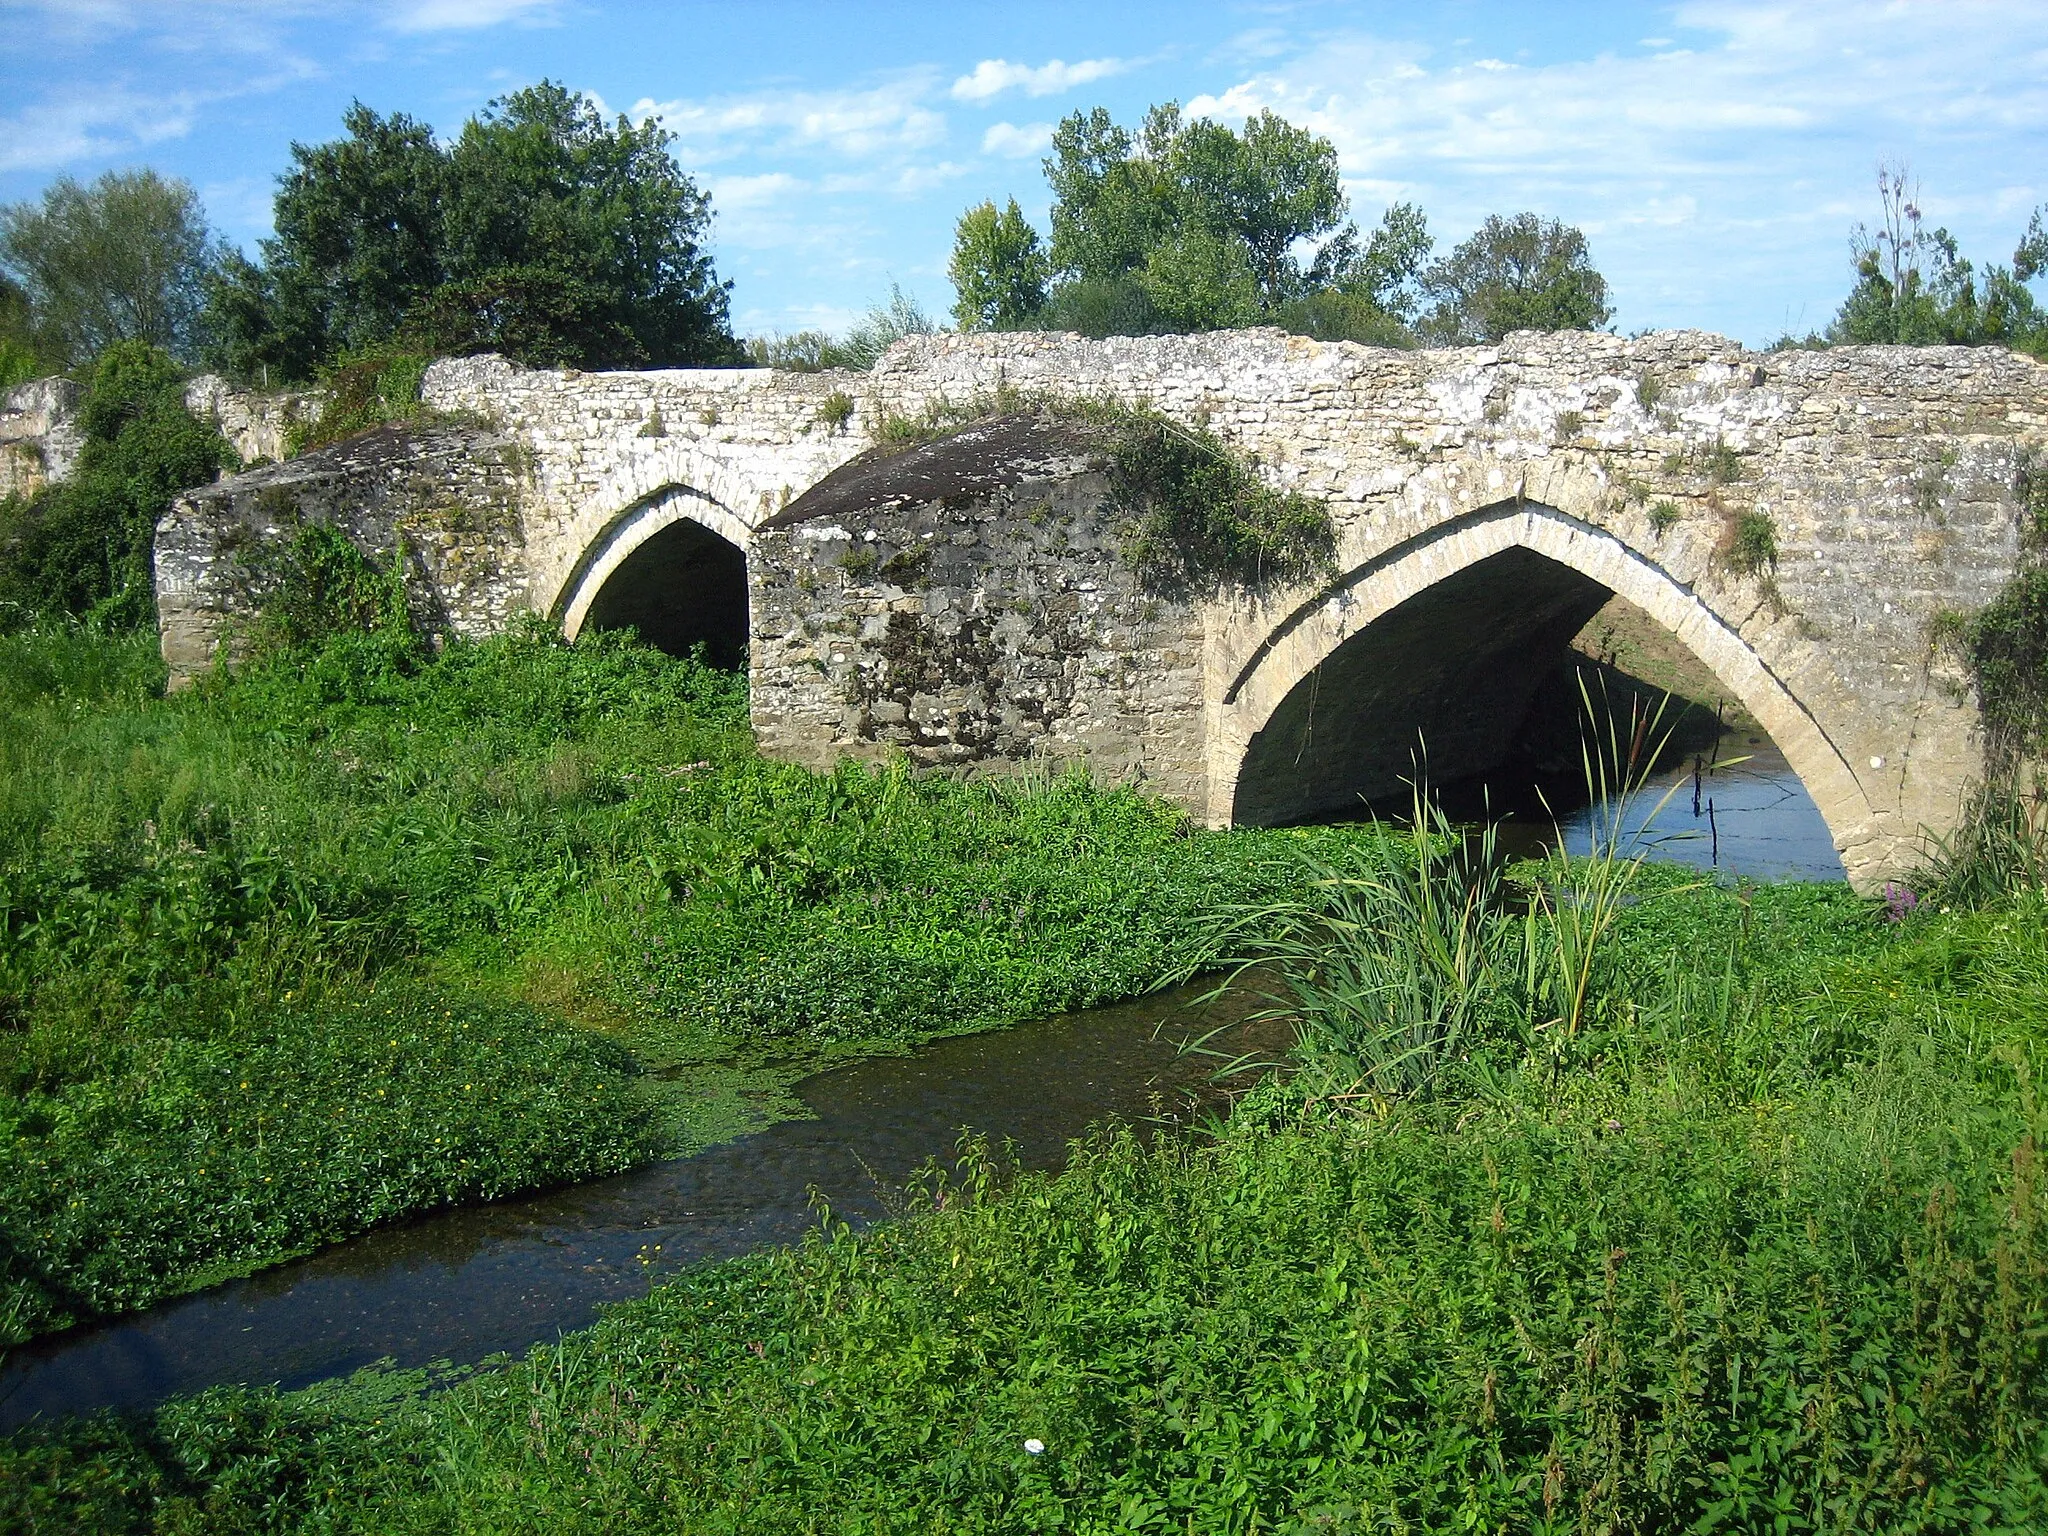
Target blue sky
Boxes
[2,1,2044,346]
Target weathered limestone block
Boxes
[183,375,324,468]
[151,330,2048,885]
[750,413,1208,804]
[0,377,83,498]
[157,422,529,683]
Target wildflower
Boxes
[1024,1438,1045,1455]
[1882,882,1918,923]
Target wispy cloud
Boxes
[950,56,1129,103]
[981,121,1052,158]
[384,0,559,32]
[1179,0,2048,334]
[634,72,948,163]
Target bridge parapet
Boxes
[155,329,2048,885]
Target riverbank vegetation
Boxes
[6,747,2046,1529]
[0,622,1397,1344]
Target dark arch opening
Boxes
[1233,545,1843,879]
[581,518,749,668]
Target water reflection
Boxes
[1522,727,1846,883]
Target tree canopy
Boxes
[1815,164,2046,353]
[0,169,217,368]
[206,82,738,382]
[948,101,1609,349]
[1418,214,1613,345]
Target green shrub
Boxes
[1109,407,1337,593]
[0,341,225,631]
[1725,508,1778,575]
[285,346,431,457]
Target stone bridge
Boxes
[154,328,2048,888]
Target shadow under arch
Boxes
[553,483,752,667]
[1222,500,1875,870]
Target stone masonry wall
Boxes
[153,328,2048,884]
[157,421,529,680]
[748,413,1208,805]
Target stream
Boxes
[0,980,1277,1432]
[0,722,1843,1432]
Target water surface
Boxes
[0,981,1271,1431]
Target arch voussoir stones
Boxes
[155,330,2048,888]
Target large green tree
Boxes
[1419,213,1612,344]
[1824,165,2044,350]
[949,199,1048,331]
[206,82,737,381]
[1037,102,1355,332]
[0,169,217,367]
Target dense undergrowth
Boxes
[7,865,2045,1532]
[0,623,1387,1345]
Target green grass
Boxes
[0,624,1393,1344]
[7,880,2045,1533]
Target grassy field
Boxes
[0,624,1396,1344]
[5,624,2045,1532]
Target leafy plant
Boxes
[1724,508,1779,575]
[284,345,430,456]
[814,390,854,432]
[1108,405,1336,592]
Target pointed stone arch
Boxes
[1211,498,1882,880]
[553,482,753,649]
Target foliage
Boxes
[204,83,737,382]
[14,876,2048,1532]
[1725,509,1779,576]
[951,103,1429,343]
[1,989,647,1337]
[1104,404,1337,591]
[832,283,937,370]
[1420,212,1613,343]
[0,169,218,367]
[746,285,937,373]
[950,198,1049,331]
[1827,164,2046,352]
[0,341,226,632]
[0,273,44,386]
[239,523,419,658]
[283,344,431,455]
[0,623,1386,1341]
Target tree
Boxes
[205,82,737,381]
[0,274,39,386]
[1420,213,1612,344]
[949,199,1047,330]
[433,82,736,368]
[0,169,217,366]
[1029,101,1357,333]
[1825,164,2044,350]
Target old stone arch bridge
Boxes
[156,328,2048,889]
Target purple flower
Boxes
[1883,882,1918,923]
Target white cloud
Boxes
[634,73,947,164]
[0,87,198,173]
[981,120,1052,158]
[384,0,558,31]
[950,56,1128,103]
